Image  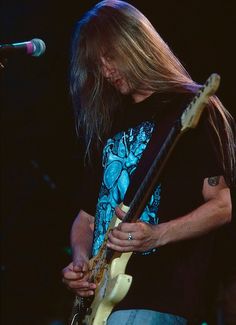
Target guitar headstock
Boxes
[181,73,221,132]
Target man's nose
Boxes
[102,64,114,79]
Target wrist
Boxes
[154,222,171,248]
[72,246,91,261]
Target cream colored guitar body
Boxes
[71,204,133,325]
[84,251,132,325]
[84,203,132,325]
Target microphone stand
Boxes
[0,58,7,69]
[0,54,8,70]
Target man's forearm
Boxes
[156,187,231,247]
[71,209,95,260]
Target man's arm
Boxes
[62,210,96,297]
[107,176,232,252]
[157,175,231,245]
[71,209,95,264]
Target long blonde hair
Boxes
[70,0,235,185]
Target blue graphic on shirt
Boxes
[92,121,161,256]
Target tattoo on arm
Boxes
[208,176,220,186]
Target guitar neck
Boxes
[122,73,221,223]
[123,119,182,223]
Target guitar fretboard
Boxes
[123,119,182,223]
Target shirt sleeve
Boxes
[193,107,224,179]
[157,105,225,221]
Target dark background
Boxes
[1,1,235,324]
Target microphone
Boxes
[0,38,46,58]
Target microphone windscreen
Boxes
[31,38,46,57]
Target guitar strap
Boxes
[123,93,189,207]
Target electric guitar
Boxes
[69,73,221,325]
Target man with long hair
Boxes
[62,1,235,324]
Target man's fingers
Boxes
[108,235,140,247]
[76,290,95,297]
[73,261,88,272]
[115,206,126,219]
[62,260,95,297]
[107,241,135,252]
[68,280,96,290]
[64,278,96,297]
[63,270,82,281]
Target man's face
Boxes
[100,55,131,95]
[100,55,153,103]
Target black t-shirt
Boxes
[79,92,224,322]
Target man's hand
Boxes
[62,257,96,297]
[107,206,164,252]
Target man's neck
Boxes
[132,89,155,103]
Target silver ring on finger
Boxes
[128,232,133,241]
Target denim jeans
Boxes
[107,309,188,325]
